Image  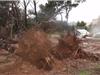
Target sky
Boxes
[27,0,100,23]
[68,0,100,23]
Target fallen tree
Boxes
[51,32,100,61]
[16,28,54,70]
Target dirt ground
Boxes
[0,38,100,75]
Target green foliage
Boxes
[0,0,86,38]
[38,1,67,21]
[77,21,86,27]
[38,0,86,22]
[76,21,88,30]
[79,70,90,75]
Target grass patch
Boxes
[79,70,90,75]
[95,64,100,69]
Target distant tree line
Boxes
[0,0,86,39]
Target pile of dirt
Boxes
[51,33,100,61]
[16,28,54,70]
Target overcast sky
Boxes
[55,0,100,23]
[30,0,100,23]
[68,0,100,23]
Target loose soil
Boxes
[0,36,100,75]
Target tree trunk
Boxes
[33,1,38,22]
[24,0,27,28]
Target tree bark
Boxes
[33,1,38,22]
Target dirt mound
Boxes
[16,28,54,70]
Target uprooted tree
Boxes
[16,28,54,70]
